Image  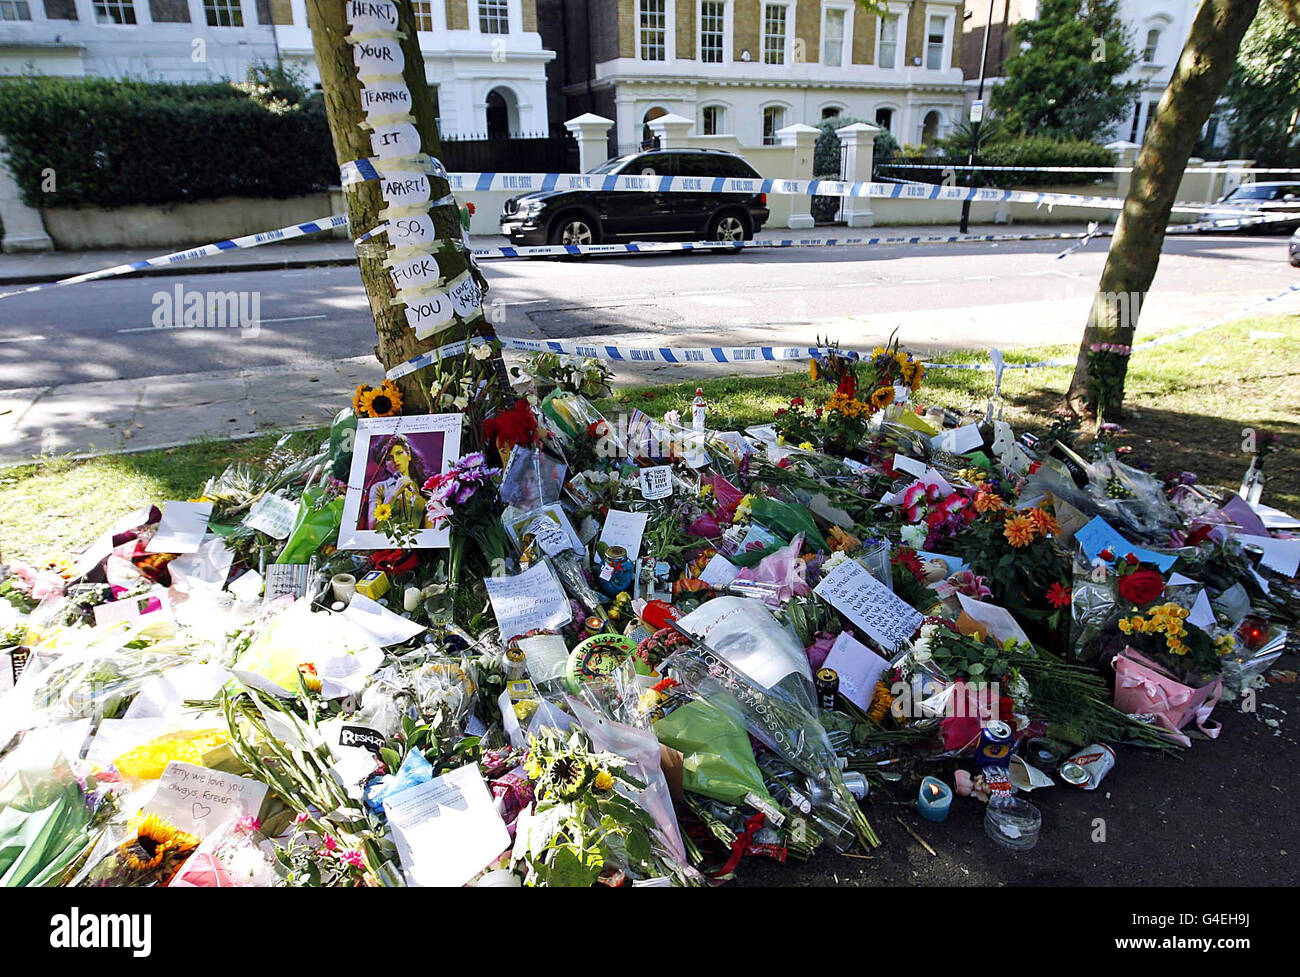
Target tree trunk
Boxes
[305,0,497,414]
[1065,0,1261,417]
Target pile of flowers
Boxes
[0,333,1294,889]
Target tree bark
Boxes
[1064,0,1262,417]
[305,0,496,414]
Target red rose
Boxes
[1117,569,1164,605]
[1099,548,1115,561]
[1124,552,1138,565]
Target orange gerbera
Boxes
[974,490,1007,514]
[1029,507,1060,536]
[1003,514,1037,547]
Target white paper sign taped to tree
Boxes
[379,172,433,209]
[360,80,413,118]
[347,0,400,31]
[404,291,455,338]
[388,213,438,246]
[387,251,442,292]
[353,37,404,75]
[446,272,484,319]
[814,558,923,653]
[371,121,421,159]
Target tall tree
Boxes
[1065,0,1270,417]
[991,0,1139,141]
[305,0,497,414]
[1222,0,1300,163]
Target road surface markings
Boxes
[0,335,46,344]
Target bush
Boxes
[0,76,338,208]
[887,133,1117,188]
[811,116,900,222]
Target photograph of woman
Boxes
[361,432,443,531]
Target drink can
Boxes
[815,667,839,711]
[842,770,869,800]
[974,719,1013,770]
[1060,743,1115,790]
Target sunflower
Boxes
[298,662,323,694]
[1003,514,1037,547]
[543,754,593,800]
[870,386,895,410]
[353,380,404,418]
[373,502,392,523]
[124,813,198,873]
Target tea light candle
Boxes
[917,776,953,822]
[331,573,356,603]
[403,586,423,613]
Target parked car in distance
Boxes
[500,148,770,247]
[1290,227,1300,267]
[1198,181,1300,232]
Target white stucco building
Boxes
[0,0,555,137]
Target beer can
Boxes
[503,646,527,680]
[842,770,869,801]
[974,720,1013,770]
[815,667,839,711]
[1060,743,1115,790]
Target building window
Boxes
[478,0,508,33]
[204,0,243,27]
[762,4,787,65]
[702,104,727,135]
[1143,28,1160,63]
[822,7,845,66]
[639,0,667,60]
[821,105,842,119]
[877,12,899,68]
[875,107,894,132]
[412,0,434,30]
[925,14,948,70]
[1128,99,1141,142]
[93,0,136,23]
[0,1,31,20]
[762,104,786,145]
[700,0,725,63]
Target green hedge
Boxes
[0,77,337,208]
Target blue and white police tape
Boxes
[0,214,350,301]
[440,172,1256,216]
[385,282,1300,380]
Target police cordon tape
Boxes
[0,215,352,301]
[1,209,1291,302]
[386,282,1300,381]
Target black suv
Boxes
[499,148,769,246]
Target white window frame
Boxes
[761,102,788,145]
[761,2,791,67]
[476,0,510,35]
[820,2,852,68]
[873,104,899,135]
[700,103,729,135]
[875,4,908,70]
[0,0,32,21]
[93,0,139,24]
[1142,28,1160,63]
[204,0,244,28]
[697,0,731,65]
[411,0,436,31]
[637,0,675,63]
[924,10,954,71]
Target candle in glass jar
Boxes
[917,776,953,822]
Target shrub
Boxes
[886,132,1117,188]
[0,76,337,208]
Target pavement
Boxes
[1,225,1297,466]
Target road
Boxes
[1,233,1295,391]
[0,232,1296,460]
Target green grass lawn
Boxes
[1,314,1295,564]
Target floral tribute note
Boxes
[814,558,923,653]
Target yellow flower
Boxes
[809,359,819,382]
[799,441,814,451]
[523,756,543,780]
[870,386,895,410]
[593,770,614,791]
[1029,507,1060,537]
[354,380,404,418]
[1118,618,1133,634]
[373,502,393,523]
[124,813,198,872]
[1003,514,1037,547]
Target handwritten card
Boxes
[447,272,484,319]
[639,465,674,500]
[484,561,572,642]
[384,763,511,888]
[599,509,649,559]
[822,631,891,710]
[145,501,212,554]
[243,494,300,540]
[405,290,455,338]
[698,553,741,589]
[152,761,268,839]
[814,559,923,653]
[1074,516,1177,572]
[341,593,426,647]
